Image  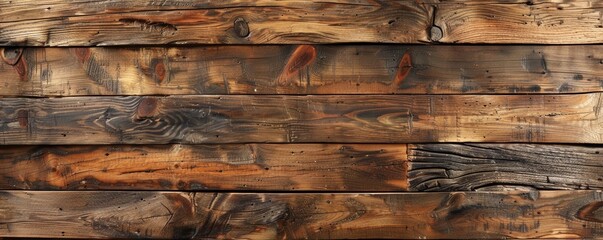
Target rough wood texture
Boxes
[3,1,603,45]
[435,1,603,44]
[1,191,603,239]
[0,0,432,45]
[1,94,602,144]
[0,144,407,191]
[1,45,602,96]
[408,144,603,191]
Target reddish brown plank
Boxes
[0,144,407,191]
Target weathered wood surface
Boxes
[0,0,432,46]
[1,45,602,96]
[0,144,407,191]
[1,191,602,239]
[3,143,603,192]
[2,1,603,45]
[435,0,603,44]
[408,144,603,191]
[1,94,602,144]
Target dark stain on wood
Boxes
[118,18,178,36]
[234,17,250,38]
[392,51,412,87]
[16,109,28,128]
[522,51,547,74]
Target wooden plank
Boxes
[2,1,603,45]
[1,45,603,96]
[435,0,603,44]
[1,94,602,144]
[0,1,432,46]
[0,144,407,191]
[408,144,603,191]
[1,190,602,238]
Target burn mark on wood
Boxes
[392,51,412,87]
[119,18,178,36]
[278,45,316,84]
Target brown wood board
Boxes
[0,0,432,45]
[1,45,602,96]
[0,191,602,238]
[0,144,408,191]
[2,1,603,45]
[0,94,601,144]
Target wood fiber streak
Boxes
[1,191,602,238]
[0,94,602,144]
[0,45,602,96]
[408,144,603,191]
[435,0,603,44]
[0,0,432,45]
[0,144,407,191]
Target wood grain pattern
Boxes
[1,45,602,96]
[3,1,603,45]
[0,93,603,145]
[1,94,602,144]
[435,0,603,44]
[0,0,432,45]
[0,144,407,191]
[408,144,603,191]
[1,191,602,239]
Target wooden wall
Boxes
[1,0,603,239]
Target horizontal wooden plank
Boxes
[1,45,602,96]
[409,144,603,191]
[0,144,407,191]
[1,190,602,238]
[435,0,603,44]
[0,1,432,45]
[3,144,603,192]
[1,94,602,144]
[2,1,603,45]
